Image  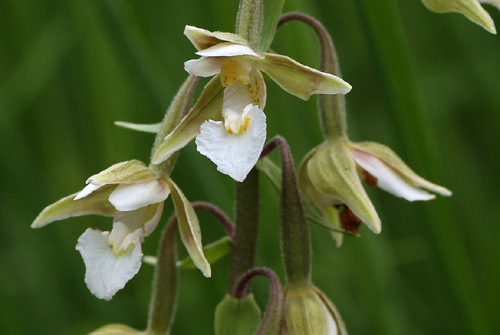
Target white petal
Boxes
[195,105,266,182]
[184,57,223,77]
[109,203,164,253]
[74,183,103,200]
[196,42,262,59]
[350,149,435,201]
[76,228,143,301]
[223,69,266,112]
[108,179,170,211]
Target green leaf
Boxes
[215,294,261,335]
[32,186,116,228]
[114,121,161,134]
[177,236,232,269]
[259,0,285,52]
[255,157,282,192]
[152,76,224,165]
[166,178,211,277]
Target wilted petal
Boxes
[166,178,211,277]
[349,149,436,201]
[76,228,143,301]
[184,57,223,77]
[32,186,116,228]
[108,178,170,211]
[258,53,351,100]
[196,105,266,182]
[109,202,164,254]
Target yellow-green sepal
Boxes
[215,294,262,335]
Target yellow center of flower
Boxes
[223,109,251,135]
[220,58,251,87]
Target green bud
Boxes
[215,294,262,335]
[421,0,498,34]
[282,284,347,335]
[87,324,142,335]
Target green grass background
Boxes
[1,0,500,334]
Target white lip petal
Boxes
[195,105,267,182]
[222,70,266,112]
[196,42,262,58]
[184,57,223,77]
[108,179,170,211]
[76,228,143,301]
[350,149,435,201]
[74,183,103,200]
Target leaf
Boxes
[166,178,211,277]
[259,0,285,52]
[114,121,161,134]
[177,236,232,269]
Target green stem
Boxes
[235,0,264,50]
[146,216,179,335]
[228,169,260,296]
[149,75,199,176]
[278,12,347,140]
[261,136,311,285]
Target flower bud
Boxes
[282,284,347,335]
[87,324,142,335]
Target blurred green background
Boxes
[1,0,500,334]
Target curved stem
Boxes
[191,201,235,237]
[278,12,347,140]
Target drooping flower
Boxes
[32,160,210,300]
[421,0,500,34]
[299,138,452,245]
[152,25,352,182]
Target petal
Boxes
[349,149,436,201]
[109,202,164,254]
[422,0,496,33]
[223,69,266,111]
[195,105,267,182]
[185,57,223,77]
[196,42,262,59]
[32,185,116,228]
[76,228,143,300]
[348,141,452,197]
[152,76,224,165]
[74,183,103,200]
[108,178,170,211]
[184,25,250,50]
[87,160,158,185]
[307,140,381,233]
[166,178,211,277]
[258,53,352,100]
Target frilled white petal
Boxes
[74,183,103,200]
[196,42,262,59]
[195,105,266,182]
[76,228,143,301]
[108,203,164,254]
[350,149,435,201]
[222,69,266,111]
[108,179,170,211]
[184,57,223,77]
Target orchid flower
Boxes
[152,25,352,182]
[32,160,210,300]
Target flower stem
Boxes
[278,12,347,140]
[146,216,179,335]
[233,267,284,335]
[229,168,260,296]
[262,136,311,285]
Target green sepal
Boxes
[152,76,224,165]
[215,294,262,335]
[114,121,161,134]
[177,236,232,269]
[88,160,158,185]
[421,0,496,34]
[259,0,285,52]
[87,324,141,335]
[166,178,211,278]
[32,186,116,228]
